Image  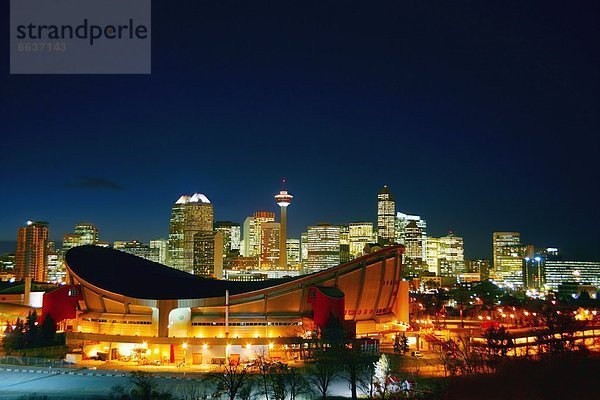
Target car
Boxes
[410,351,423,358]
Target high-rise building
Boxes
[522,255,546,291]
[149,239,169,264]
[396,212,427,251]
[275,182,293,269]
[259,221,280,269]
[286,238,301,267]
[15,221,49,281]
[545,260,600,290]
[62,223,99,251]
[168,193,214,274]
[242,217,255,257]
[492,232,521,272]
[377,186,395,243]
[339,224,350,263]
[465,259,490,281]
[74,223,99,245]
[193,231,223,277]
[251,211,275,260]
[300,232,308,272]
[47,250,65,283]
[425,233,464,277]
[348,222,374,259]
[306,224,340,274]
[114,240,151,260]
[214,221,241,255]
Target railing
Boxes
[0,355,71,367]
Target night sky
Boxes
[1,1,599,260]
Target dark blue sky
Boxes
[1,1,599,260]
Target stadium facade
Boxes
[46,245,408,364]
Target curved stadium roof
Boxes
[65,245,295,300]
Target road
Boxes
[0,367,211,400]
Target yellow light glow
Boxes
[269,342,274,349]
[246,343,251,349]
[182,342,188,349]
[202,343,208,350]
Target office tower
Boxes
[339,224,350,263]
[306,224,340,274]
[239,239,245,256]
[193,232,215,276]
[47,250,65,283]
[275,183,293,269]
[168,193,214,274]
[300,232,308,272]
[377,186,396,243]
[425,237,441,274]
[348,222,374,259]
[243,217,254,257]
[424,233,464,276]
[74,223,99,245]
[149,239,169,264]
[114,240,151,260]
[396,212,427,250]
[15,221,49,281]
[251,211,275,259]
[214,221,241,255]
[465,259,491,281]
[286,238,301,267]
[62,234,81,252]
[492,232,521,272]
[522,255,546,291]
[259,221,280,269]
[62,222,99,251]
[545,260,600,290]
[438,233,465,276]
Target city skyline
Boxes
[1,2,598,261]
[0,183,595,264]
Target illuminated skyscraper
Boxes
[242,217,255,257]
[251,211,275,259]
[377,186,396,243]
[214,221,241,255]
[193,231,223,277]
[168,193,214,274]
[426,233,465,276]
[74,223,99,245]
[286,238,301,267]
[259,221,280,269]
[300,232,308,272]
[149,239,169,265]
[492,232,520,272]
[114,240,151,260]
[62,223,99,251]
[403,220,426,276]
[348,222,374,259]
[15,221,49,281]
[396,212,427,251]
[275,182,293,269]
[306,224,340,274]
[339,224,350,263]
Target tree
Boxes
[340,344,378,400]
[40,314,57,347]
[306,348,339,400]
[111,371,172,400]
[205,362,250,400]
[372,354,399,400]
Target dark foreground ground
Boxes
[439,354,600,400]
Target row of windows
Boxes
[85,318,152,325]
[191,321,302,327]
[345,307,392,316]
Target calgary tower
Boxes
[274,180,293,269]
